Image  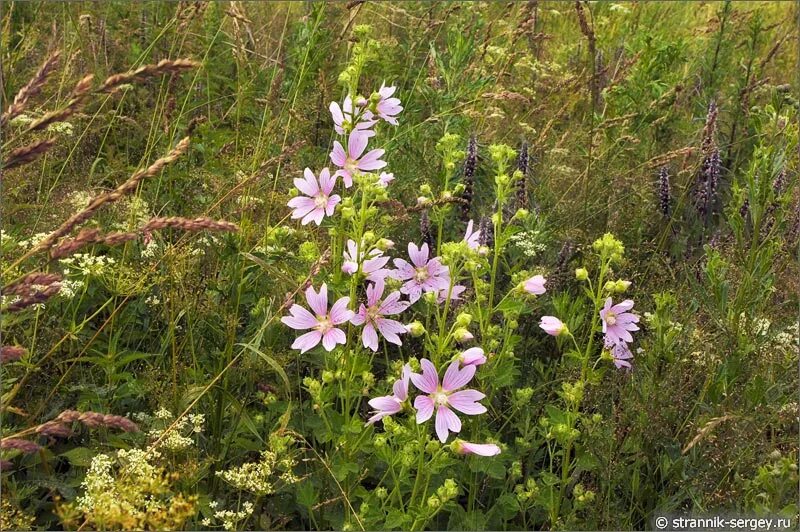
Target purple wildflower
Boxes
[392,243,450,303]
[599,298,639,345]
[410,359,487,443]
[330,130,387,188]
[281,284,354,353]
[287,168,341,226]
[351,278,410,351]
[366,364,411,425]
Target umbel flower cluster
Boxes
[280,84,601,452]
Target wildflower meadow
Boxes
[1,2,798,530]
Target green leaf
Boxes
[60,447,96,467]
[297,482,317,508]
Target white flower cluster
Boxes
[141,239,159,259]
[509,230,547,258]
[17,232,50,249]
[202,501,254,531]
[145,408,204,452]
[215,442,298,495]
[47,121,74,136]
[60,253,116,276]
[67,190,94,210]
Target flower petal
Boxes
[414,396,434,424]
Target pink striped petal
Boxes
[447,390,487,415]
[414,395,434,423]
[442,360,475,392]
[306,284,328,316]
[321,328,346,351]
[410,358,439,394]
[291,330,322,353]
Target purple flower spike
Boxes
[392,243,451,303]
[453,440,501,457]
[599,298,640,345]
[410,359,487,443]
[287,168,341,226]
[330,130,387,188]
[366,364,411,425]
[350,278,410,352]
[281,283,354,353]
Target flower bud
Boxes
[423,291,438,304]
[376,238,395,251]
[603,280,617,292]
[420,183,433,196]
[453,328,474,343]
[575,268,589,281]
[455,312,472,327]
[362,231,376,244]
[322,370,335,383]
[405,321,426,337]
[416,196,431,207]
[615,280,631,292]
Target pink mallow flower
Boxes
[366,364,411,425]
[606,339,634,370]
[341,239,391,282]
[463,220,481,250]
[375,84,403,125]
[458,347,486,367]
[330,95,376,135]
[287,168,341,226]
[350,278,410,351]
[599,298,639,345]
[330,130,387,188]
[539,316,567,337]
[393,243,450,303]
[452,440,501,457]
[281,284,353,353]
[411,358,487,443]
[523,275,547,295]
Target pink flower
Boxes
[452,440,501,457]
[330,130,387,188]
[606,339,633,370]
[287,168,341,226]
[458,347,486,367]
[599,298,639,345]
[341,239,391,282]
[281,284,354,353]
[463,220,481,250]
[378,172,395,187]
[410,359,487,443]
[374,84,403,125]
[523,275,547,295]
[350,278,410,351]
[437,284,466,304]
[539,316,567,336]
[329,96,376,135]
[392,243,450,303]
[366,364,411,425]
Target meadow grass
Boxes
[1,1,798,530]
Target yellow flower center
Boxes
[314,194,328,209]
[605,312,617,326]
[431,389,449,406]
[316,315,333,333]
[414,267,429,282]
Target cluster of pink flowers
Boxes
[287,85,400,222]
[366,354,500,456]
[283,240,458,353]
